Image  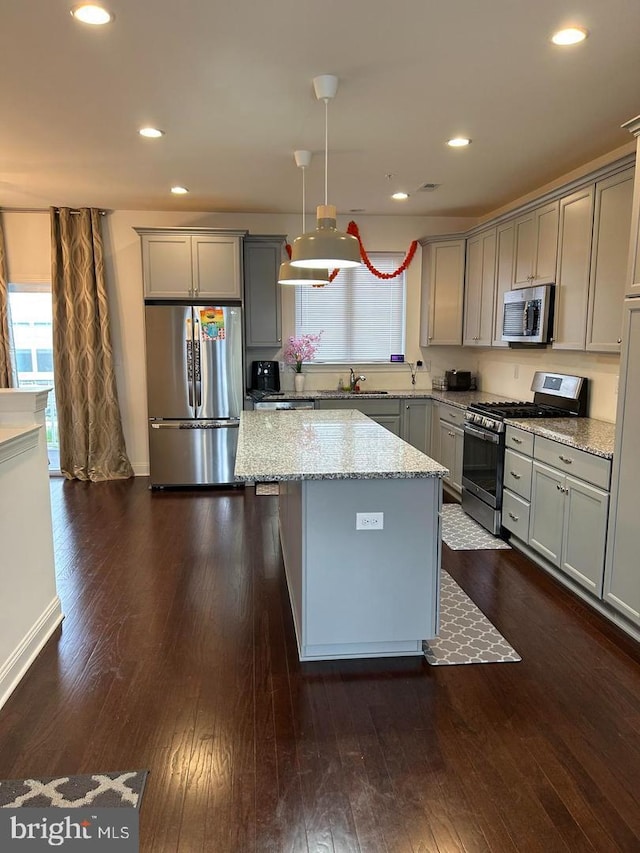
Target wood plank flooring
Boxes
[1,478,640,851]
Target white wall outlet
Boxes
[278,360,284,372]
[356,512,384,530]
[513,364,519,379]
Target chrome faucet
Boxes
[349,367,366,392]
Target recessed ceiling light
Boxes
[391,192,409,201]
[70,4,114,25]
[171,186,189,195]
[447,137,471,148]
[551,26,588,45]
[139,127,165,138]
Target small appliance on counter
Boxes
[444,370,472,391]
[251,360,280,393]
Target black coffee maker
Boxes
[251,360,280,392]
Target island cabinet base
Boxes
[278,477,442,661]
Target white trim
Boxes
[0,596,64,712]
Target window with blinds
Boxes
[294,253,406,362]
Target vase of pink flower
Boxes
[284,332,323,392]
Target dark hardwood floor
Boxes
[2,478,640,851]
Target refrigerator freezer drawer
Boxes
[149,421,240,487]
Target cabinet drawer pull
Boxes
[509,471,521,479]
[617,338,622,344]
[511,436,523,444]
[558,455,572,464]
[508,511,519,521]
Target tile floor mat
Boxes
[255,482,279,496]
[424,571,521,665]
[441,504,511,550]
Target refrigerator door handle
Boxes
[185,318,194,409]
[151,420,240,429]
[193,317,202,411]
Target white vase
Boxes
[294,373,305,393]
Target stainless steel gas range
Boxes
[461,372,589,535]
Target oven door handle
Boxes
[463,424,500,444]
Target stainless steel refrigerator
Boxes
[145,303,244,487]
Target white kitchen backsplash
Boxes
[476,349,619,423]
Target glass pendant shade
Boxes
[290,205,361,269]
[278,260,330,285]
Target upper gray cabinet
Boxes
[491,222,515,347]
[586,168,634,351]
[553,186,595,350]
[512,200,559,288]
[243,235,285,348]
[463,227,496,346]
[419,239,466,346]
[553,167,634,352]
[137,228,244,300]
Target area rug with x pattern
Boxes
[0,771,148,809]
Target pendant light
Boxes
[290,75,361,270]
[278,150,330,285]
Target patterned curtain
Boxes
[0,215,13,388]
[51,207,133,481]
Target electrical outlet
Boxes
[278,361,284,372]
[514,365,519,379]
[356,512,384,531]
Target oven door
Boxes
[462,422,504,509]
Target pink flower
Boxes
[283,332,323,372]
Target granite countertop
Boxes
[249,389,515,406]
[234,409,448,481]
[505,417,616,459]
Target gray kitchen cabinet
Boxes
[604,298,640,626]
[491,222,515,347]
[436,403,464,494]
[529,449,610,596]
[419,239,465,346]
[623,116,640,297]
[401,399,431,454]
[552,186,595,350]
[243,235,285,347]
[463,227,496,346]
[137,228,245,299]
[586,167,634,352]
[502,426,535,539]
[315,398,402,437]
[512,200,559,288]
[438,420,463,494]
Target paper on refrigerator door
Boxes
[199,307,225,341]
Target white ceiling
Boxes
[2,0,640,217]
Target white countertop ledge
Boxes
[0,425,40,465]
[234,409,448,481]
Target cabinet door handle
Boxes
[509,471,521,479]
[448,431,455,437]
[617,338,622,344]
[508,511,519,521]
[557,483,561,490]
[558,455,572,464]
[511,436,523,444]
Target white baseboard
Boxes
[0,597,64,712]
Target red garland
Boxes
[284,220,417,286]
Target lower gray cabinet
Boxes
[315,399,401,436]
[401,400,431,454]
[438,420,463,494]
[529,459,609,596]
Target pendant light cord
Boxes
[324,98,329,206]
[301,166,306,233]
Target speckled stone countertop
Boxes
[234,409,448,481]
[505,417,616,459]
[249,389,515,407]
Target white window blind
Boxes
[294,253,406,362]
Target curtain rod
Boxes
[1,207,109,215]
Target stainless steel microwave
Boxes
[501,284,554,345]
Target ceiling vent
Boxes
[416,182,440,192]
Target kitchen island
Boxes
[234,409,447,661]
